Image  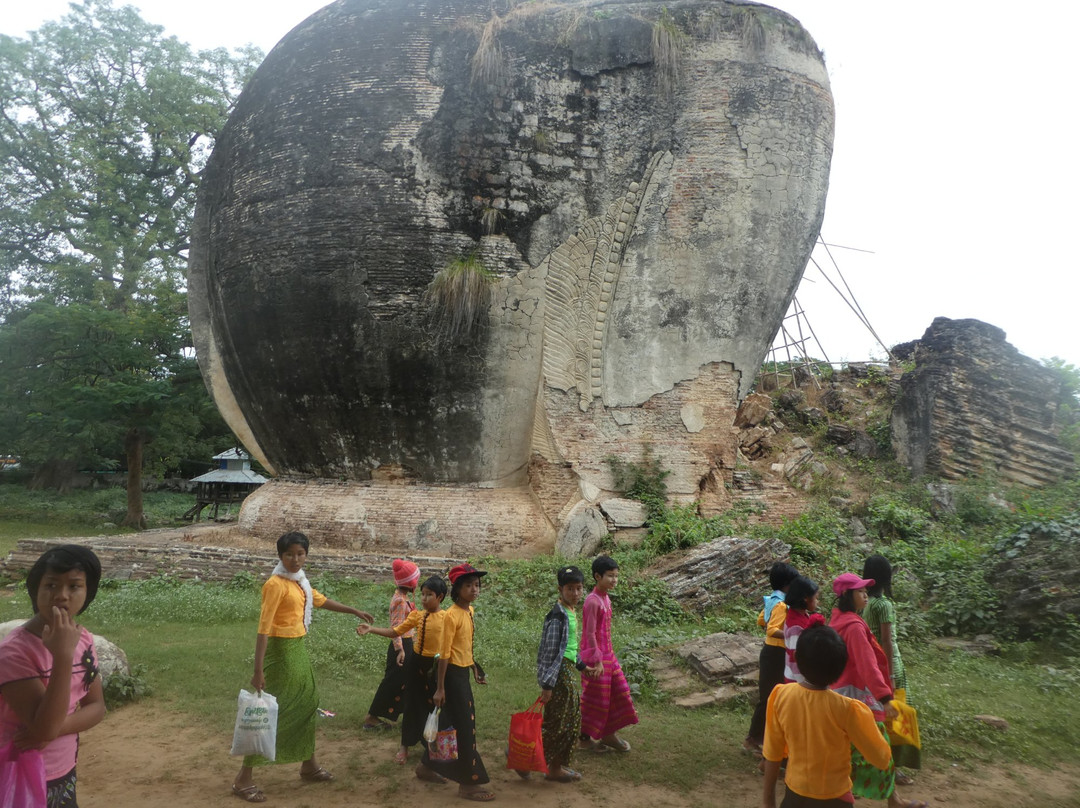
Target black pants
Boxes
[367,637,413,721]
[781,789,853,808]
[402,653,437,748]
[421,664,489,785]
[748,643,786,745]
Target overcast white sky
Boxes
[5,1,1078,367]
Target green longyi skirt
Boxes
[244,635,318,767]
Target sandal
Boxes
[300,766,334,782]
[416,764,449,784]
[894,770,915,786]
[231,785,266,803]
[394,748,409,765]
[579,738,611,753]
[599,737,631,753]
[544,768,582,783]
[459,788,496,802]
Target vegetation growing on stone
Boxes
[651,7,687,93]
[470,14,505,86]
[422,253,496,343]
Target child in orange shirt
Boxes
[762,625,891,808]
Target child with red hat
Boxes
[415,563,494,801]
[362,559,420,732]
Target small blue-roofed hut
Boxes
[184,448,267,522]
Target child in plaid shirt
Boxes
[532,566,599,783]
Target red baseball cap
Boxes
[448,563,487,584]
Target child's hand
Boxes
[884,700,900,723]
[356,624,372,636]
[396,649,406,666]
[585,661,603,679]
[433,687,446,707]
[251,668,266,692]
[473,664,486,685]
[354,609,375,623]
[539,689,553,704]
[41,607,79,660]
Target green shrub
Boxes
[102,663,150,707]
[866,494,930,541]
[605,448,670,515]
[765,504,848,569]
[922,537,999,636]
[643,503,728,555]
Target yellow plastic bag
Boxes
[889,691,921,749]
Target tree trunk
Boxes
[121,427,148,529]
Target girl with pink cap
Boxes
[829,572,929,808]
[362,559,420,732]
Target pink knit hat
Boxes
[393,559,420,587]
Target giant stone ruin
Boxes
[188,0,834,555]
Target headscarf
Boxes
[27,544,102,615]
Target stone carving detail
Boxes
[542,152,669,410]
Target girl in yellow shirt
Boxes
[358,574,447,766]
[231,531,374,803]
[415,563,493,801]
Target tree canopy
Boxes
[0,0,262,523]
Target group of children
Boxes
[356,554,639,800]
[748,557,929,808]
[1,538,929,808]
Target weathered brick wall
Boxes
[538,362,741,514]
[238,478,555,557]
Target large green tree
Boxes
[0,0,261,526]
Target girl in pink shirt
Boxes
[0,545,105,808]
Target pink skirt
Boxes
[580,654,638,739]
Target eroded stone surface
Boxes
[189,0,834,552]
[892,318,1075,486]
[651,536,792,610]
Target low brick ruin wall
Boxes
[0,534,455,584]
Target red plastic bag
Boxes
[506,697,547,774]
[0,742,46,808]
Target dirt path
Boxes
[76,701,1079,808]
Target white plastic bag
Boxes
[423,708,440,744]
[230,689,278,760]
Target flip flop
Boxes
[599,737,631,752]
[395,749,409,765]
[894,770,915,785]
[459,789,496,801]
[300,766,334,782]
[544,768,582,783]
[231,784,266,803]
